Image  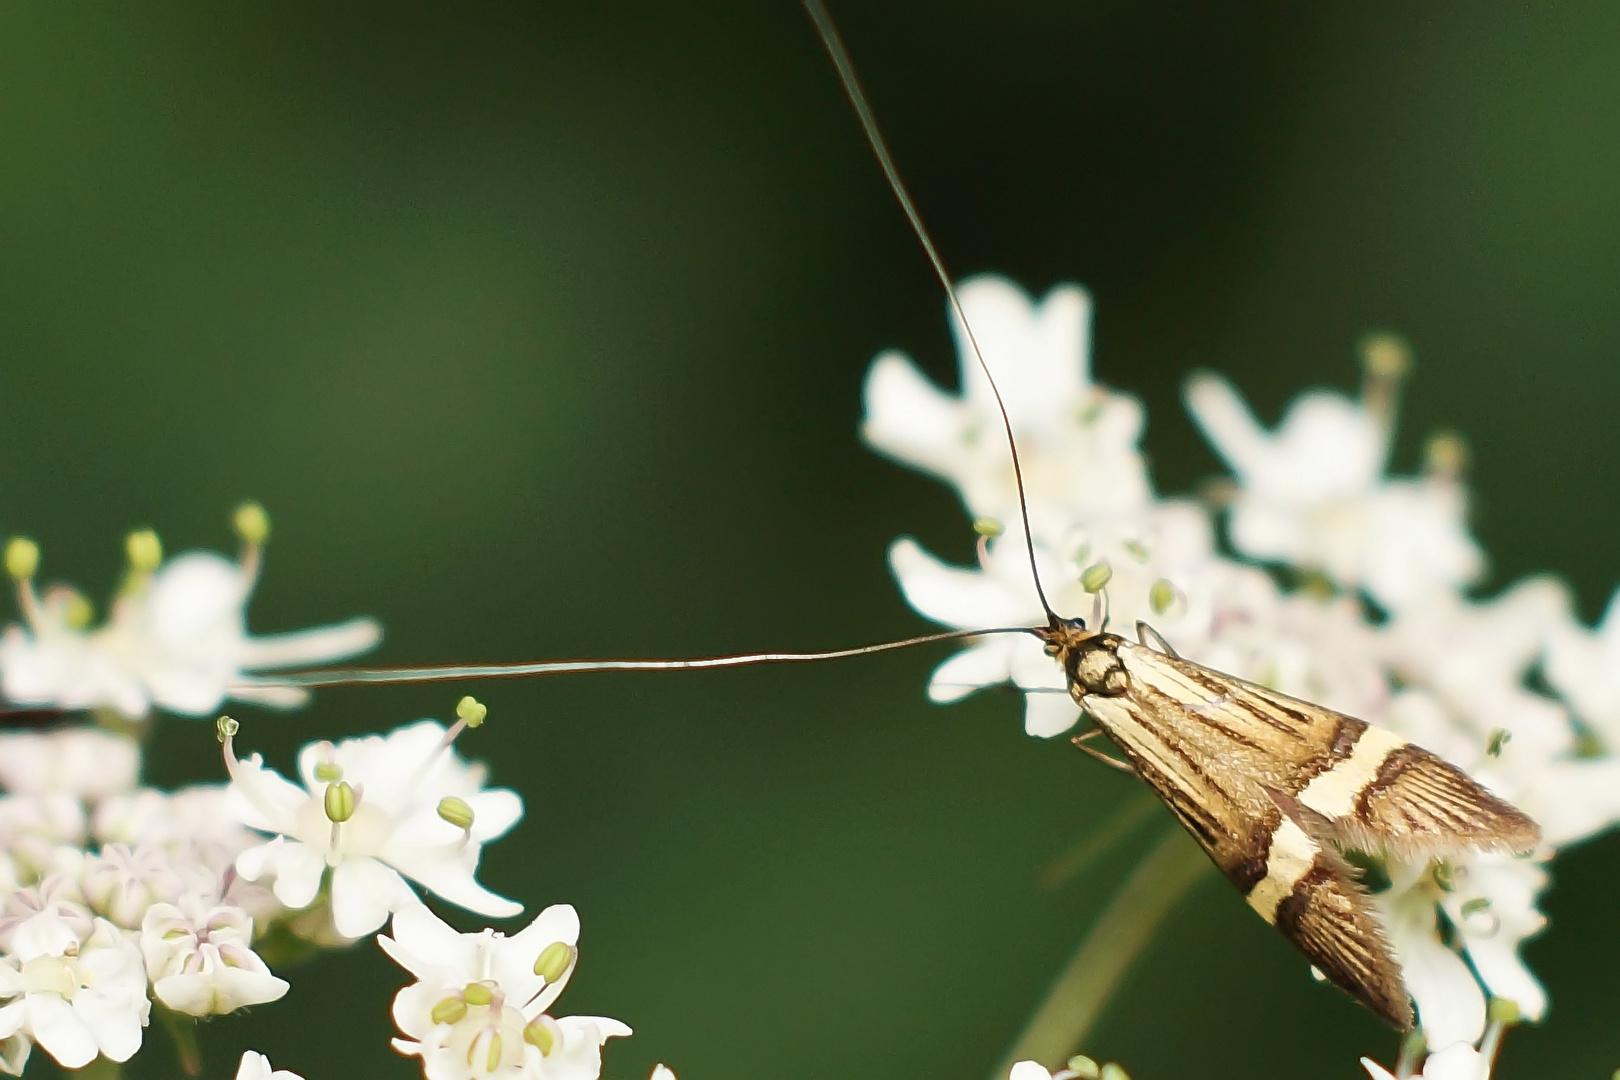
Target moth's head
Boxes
[1036,615,1097,659]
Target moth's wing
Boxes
[1236,679,1542,858]
[1261,788,1414,1030]
[1082,683,1414,1029]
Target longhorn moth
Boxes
[276,0,1542,1034]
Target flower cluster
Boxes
[865,276,1620,1068]
[0,508,599,1077]
[0,506,380,721]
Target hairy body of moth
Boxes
[1040,617,1541,1031]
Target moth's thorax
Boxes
[1036,620,1129,698]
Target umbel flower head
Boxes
[224,702,523,940]
[380,902,630,1080]
[0,504,380,719]
[865,274,1620,1057]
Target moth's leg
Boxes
[1135,620,1180,658]
[1071,728,1137,775]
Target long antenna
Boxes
[268,627,1035,688]
[802,0,1057,626]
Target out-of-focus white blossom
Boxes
[227,718,523,939]
[380,902,630,1080]
[0,914,149,1068]
[237,1049,305,1080]
[869,274,1620,1054]
[0,729,138,800]
[1363,1043,1489,1080]
[0,517,380,719]
[140,896,288,1016]
[1185,369,1483,612]
[864,277,1151,537]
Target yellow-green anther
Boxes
[4,538,38,580]
[215,716,239,743]
[523,1017,556,1055]
[324,781,356,824]
[1121,538,1150,563]
[234,501,271,545]
[1461,897,1491,918]
[1149,579,1177,615]
[430,995,468,1025]
[1431,859,1457,892]
[314,762,343,783]
[1359,332,1411,380]
[1099,1063,1131,1080]
[462,982,494,1007]
[126,529,163,573]
[1488,997,1521,1025]
[485,1033,504,1073]
[63,594,93,629]
[1080,560,1113,593]
[1065,1056,1100,1079]
[533,941,575,983]
[972,517,1004,539]
[1486,728,1511,758]
[1425,430,1469,477]
[438,796,475,830]
[456,696,487,728]
[1070,542,1091,567]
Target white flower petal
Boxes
[1022,692,1082,738]
[330,857,412,939]
[25,994,95,1070]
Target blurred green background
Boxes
[2,2,1619,1077]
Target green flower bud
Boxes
[1080,559,1113,593]
[234,501,271,545]
[456,696,487,728]
[4,538,38,581]
[430,995,468,1025]
[323,781,356,824]
[437,796,475,830]
[533,941,576,983]
[125,529,163,574]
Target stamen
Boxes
[462,982,495,1007]
[437,796,475,832]
[1358,331,1411,431]
[523,1015,560,1056]
[234,501,270,583]
[1148,579,1178,617]
[1424,430,1469,483]
[5,538,40,627]
[431,995,469,1025]
[125,528,163,576]
[1485,728,1511,758]
[531,941,576,984]
[1080,560,1113,593]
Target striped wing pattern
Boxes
[1069,635,1540,1030]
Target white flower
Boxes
[863,275,1151,536]
[649,1068,677,1080]
[1185,372,1483,610]
[227,720,523,939]
[1544,583,1620,747]
[139,897,288,1017]
[0,915,149,1069]
[380,902,630,1080]
[0,728,138,801]
[1008,1065,1055,1080]
[237,1050,305,1080]
[1362,1043,1489,1080]
[0,531,380,718]
[81,842,187,928]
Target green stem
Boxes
[994,826,1212,1075]
[155,1004,203,1077]
[1039,791,1160,891]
